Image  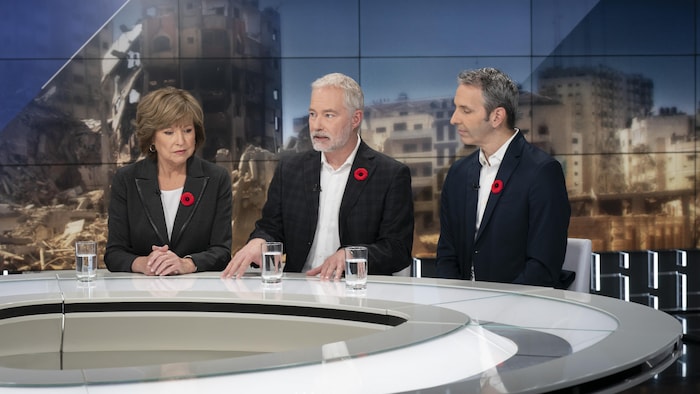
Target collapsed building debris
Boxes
[0,190,106,273]
[230,144,278,252]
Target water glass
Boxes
[345,246,368,290]
[75,241,97,282]
[261,242,284,283]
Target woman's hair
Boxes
[457,67,519,129]
[135,86,205,157]
[311,72,364,113]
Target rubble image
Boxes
[1,0,699,274]
[0,0,283,272]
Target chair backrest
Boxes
[392,265,411,277]
[392,258,422,277]
[562,238,592,293]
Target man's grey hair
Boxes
[457,67,519,129]
[311,73,364,113]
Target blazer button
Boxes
[474,250,479,254]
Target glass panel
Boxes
[531,56,694,156]
[259,0,359,58]
[361,0,530,57]
[0,0,125,59]
[533,0,694,56]
[0,59,67,132]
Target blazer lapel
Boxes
[339,142,373,223]
[303,151,321,231]
[476,133,524,240]
[465,157,480,243]
[171,157,208,246]
[134,159,168,245]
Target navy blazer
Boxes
[436,132,571,287]
[250,141,414,275]
[105,156,232,272]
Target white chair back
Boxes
[563,238,593,293]
[392,258,421,277]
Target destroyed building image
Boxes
[0,0,698,285]
[0,0,282,271]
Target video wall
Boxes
[0,0,697,272]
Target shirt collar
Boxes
[478,129,519,167]
[321,134,362,170]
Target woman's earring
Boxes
[149,144,156,153]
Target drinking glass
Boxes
[345,246,368,290]
[261,242,284,283]
[75,241,97,281]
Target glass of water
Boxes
[345,246,368,290]
[261,241,284,283]
[75,240,97,282]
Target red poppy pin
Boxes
[180,192,195,206]
[491,180,504,194]
[354,167,368,181]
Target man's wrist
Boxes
[183,255,196,272]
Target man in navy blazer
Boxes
[436,68,571,288]
[222,73,414,280]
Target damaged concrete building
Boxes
[0,0,283,271]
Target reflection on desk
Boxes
[0,270,682,393]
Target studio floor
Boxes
[622,312,700,394]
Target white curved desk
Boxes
[0,271,682,393]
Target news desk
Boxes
[0,271,682,393]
